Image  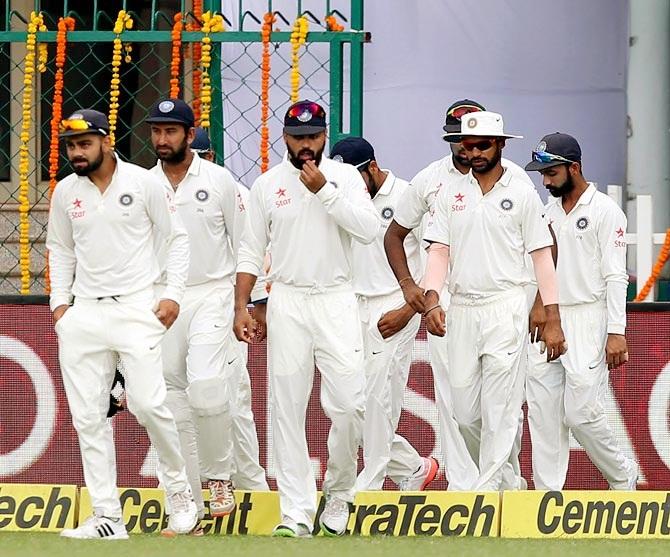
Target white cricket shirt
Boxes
[544,184,628,333]
[47,157,189,310]
[151,155,240,286]
[237,155,379,288]
[424,169,552,297]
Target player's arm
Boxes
[529,223,558,342]
[45,186,76,320]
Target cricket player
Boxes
[329,137,438,491]
[421,111,567,490]
[190,126,269,491]
[524,132,639,490]
[384,99,529,490]
[146,99,247,522]
[47,109,198,539]
[234,100,379,537]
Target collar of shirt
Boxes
[157,152,202,179]
[466,166,512,188]
[546,182,597,213]
[75,153,121,189]
[374,169,397,198]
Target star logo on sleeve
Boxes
[73,198,82,208]
[276,187,287,198]
[616,227,624,238]
[454,193,464,203]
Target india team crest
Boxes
[332,154,344,163]
[500,198,513,211]
[467,117,478,129]
[119,193,134,206]
[158,100,175,113]
[195,189,209,202]
[536,140,547,152]
[297,110,312,122]
[576,216,589,230]
[381,207,394,220]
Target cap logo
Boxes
[467,118,478,129]
[297,109,313,122]
[536,140,547,152]
[159,100,175,113]
[332,154,344,163]
[70,113,84,120]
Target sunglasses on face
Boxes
[447,104,484,120]
[532,150,575,164]
[461,139,496,152]
[287,102,326,120]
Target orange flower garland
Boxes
[260,12,275,173]
[109,10,133,148]
[199,11,224,129]
[325,14,345,32]
[289,16,308,102]
[169,13,183,98]
[192,0,204,123]
[634,229,670,301]
[45,16,75,293]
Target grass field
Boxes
[2,534,668,557]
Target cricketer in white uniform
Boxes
[234,100,379,538]
[191,126,269,491]
[524,132,638,490]
[422,111,567,490]
[329,137,439,491]
[47,109,197,539]
[146,99,244,520]
[384,99,529,490]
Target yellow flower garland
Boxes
[199,11,224,128]
[18,12,46,294]
[109,10,133,147]
[289,16,309,102]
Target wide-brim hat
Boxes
[442,111,522,142]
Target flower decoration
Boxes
[635,229,670,302]
[169,13,183,98]
[199,11,224,128]
[109,10,133,147]
[260,12,275,173]
[289,16,309,102]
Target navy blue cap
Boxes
[283,100,327,136]
[525,132,582,171]
[191,127,212,152]
[443,99,486,134]
[59,109,110,138]
[330,137,375,169]
[146,98,195,127]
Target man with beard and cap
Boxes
[420,111,567,490]
[329,137,439,492]
[47,109,197,539]
[524,132,638,491]
[383,99,530,490]
[234,100,379,537]
[146,99,246,529]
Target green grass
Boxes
[1,534,669,557]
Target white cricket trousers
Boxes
[526,301,631,490]
[447,287,528,490]
[355,291,423,490]
[161,281,235,492]
[56,289,189,518]
[267,283,366,527]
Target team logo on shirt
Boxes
[195,189,209,202]
[70,198,85,219]
[275,187,291,208]
[500,198,514,211]
[119,193,134,207]
[381,207,394,220]
[576,216,589,230]
[615,227,626,248]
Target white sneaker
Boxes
[609,459,639,490]
[272,518,312,538]
[398,457,439,491]
[319,496,350,536]
[208,479,236,517]
[60,514,128,540]
[166,490,198,534]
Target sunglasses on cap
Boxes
[532,150,575,164]
[447,104,484,120]
[59,119,106,134]
[287,102,326,119]
[461,139,496,152]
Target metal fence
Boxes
[0,0,367,294]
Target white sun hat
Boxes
[442,111,523,142]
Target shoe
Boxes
[208,479,236,517]
[60,514,128,540]
[271,519,312,538]
[609,459,639,491]
[161,519,205,538]
[165,490,198,534]
[319,496,350,537]
[398,457,439,491]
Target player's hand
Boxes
[377,305,415,339]
[541,305,567,362]
[425,304,446,337]
[234,307,257,344]
[606,334,629,370]
[251,303,267,341]
[300,160,327,193]
[155,299,179,329]
[401,279,426,313]
[52,304,69,324]
[528,296,546,343]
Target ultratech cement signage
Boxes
[0,484,78,532]
[502,491,670,538]
[79,489,500,536]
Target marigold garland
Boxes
[289,16,309,103]
[325,14,345,32]
[199,11,224,129]
[192,0,204,123]
[634,229,670,301]
[45,16,75,293]
[109,10,133,148]
[260,12,275,173]
[169,13,183,98]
